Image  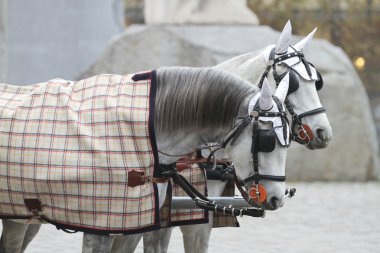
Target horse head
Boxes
[216,21,332,150]
[263,21,332,149]
[226,77,290,211]
[155,67,290,211]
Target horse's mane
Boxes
[214,47,269,85]
[155,67,257,133]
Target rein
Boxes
[167,95,290,214]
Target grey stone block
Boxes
[0,0,124,84]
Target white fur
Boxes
[294,27,317,53]
[275,20,292,55]
[259,78,274,110]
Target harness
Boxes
[157,93,291,217]
[223,96,288,206]
[258,47,326,145]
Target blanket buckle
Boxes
[24,199,43,224]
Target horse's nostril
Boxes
[316,128,324,140]
[316,128,330,143]
[269,196,279,209]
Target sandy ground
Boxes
[1,182,379,253]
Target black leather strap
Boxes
[240,174,286,186]
[298,107,326,120]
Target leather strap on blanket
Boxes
[127,156,231,187]
[127,164,176,187]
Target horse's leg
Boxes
[0,220,29,253]
[110,183,171,253]
[178,178,228,253]
[110,233,143,253]
[20,224,41,253]
[82,233,115,253]
[179,213,213,253]
[142,227,173,253]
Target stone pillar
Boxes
[0,0,124,84]
[144,0,259,25]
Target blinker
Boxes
[316,71,323,91]
[251,129,277,153]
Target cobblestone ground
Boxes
[2,182,379,253]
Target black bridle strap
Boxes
[273,50,304,64]
[298,107,326,120]
[240,174,286,186]
[222,116,252,148]
[258,48,276,89]
[221,110,287,149]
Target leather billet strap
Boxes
[127,163,176,188]
[176,157,231,171]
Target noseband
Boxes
[258,47,326,145]
[220,96,288,206]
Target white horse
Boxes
[0,67,290,253]
[110,21,333,253]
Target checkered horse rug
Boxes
[0,72,164,235]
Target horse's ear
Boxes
[293,27,317,53]
[275,20,292,55]
[260,78,274,110]
[274,73,290,103]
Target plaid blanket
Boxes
[0,72,162,235]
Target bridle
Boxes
[258,47,326,145]
[218,95,289,206]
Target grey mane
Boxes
[155,67,258,133]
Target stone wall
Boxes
[0,0,124,84]
[144,0,259,25]
[0,0,7,81]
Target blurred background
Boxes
[125,0,380,88]
[0,1,379,252]
[125,0,380,138]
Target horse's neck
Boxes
[215,51,266,85]
[156,128,226,164]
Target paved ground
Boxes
[1,182,379,253]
